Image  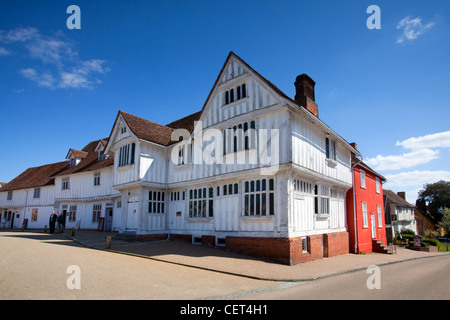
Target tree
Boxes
[416,180,450,224]
[437,208,450,237]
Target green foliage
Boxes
[416,181,450,224]
[437,208,450,237]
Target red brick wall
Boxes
[171,234,193,242]
[201,235,216,248]
[323,232,349,257]
[136,233,168,241]
[226,236,292,264]
[168,232,349,265]
[227,232,349,265]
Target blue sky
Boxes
[1,0,449,203]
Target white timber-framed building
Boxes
[0,52,360,264]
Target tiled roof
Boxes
[0,161,69,192]
[120,111,176,146]
[0,138,114,192]
[384,189,415,208]
[67,148,88,159]
[56,138,114,176]
[166,111,202,133]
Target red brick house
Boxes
[346,151,390,254]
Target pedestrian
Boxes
[56,210,63,233]
[49,211,57,233]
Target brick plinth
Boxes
[152,232,349,265]
[136,233,168,241]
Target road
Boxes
[240,255,450,300]
[0,231,275,300]
[0,231,448,302]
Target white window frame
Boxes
[301,237,309,253]
[148,190,165,214]
[33,188,40,199]
[94,172,101,186]
[377,205,383,228]
[62,178,70,190]
[362,201,368,228]
[118,143,135,167]
[92,204,101,222]
[314,185,330,215]
[376,177,380,193]
[31,208,38,221]
[224,120,256,154]
[188,187,214,218]
[69,205,77,222]
[360,170,366,189]
[243,178,275,216]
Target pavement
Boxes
[62,230,450,282]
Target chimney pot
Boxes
[350,142,357,150]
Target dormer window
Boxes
[224,83,247,105]
[66,148,87,167]
[98,151,106,161]
[70,158,77,167]
[95,140,108,161]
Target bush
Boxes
[401,228,415,235]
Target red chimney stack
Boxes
[295,74,318,117]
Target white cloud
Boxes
[366,131,450,171]
[1,27,110,89]
[20,68,55,88]
[0,27,39,42]
[383,170,450,204]
[365,149,439,171]
[0,47,11,56]
[396,16,434,44]
[384,170,450,188]
[396,130,450,150]
[26,38,76,66]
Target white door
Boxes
[371,213,376,239]
[127,197,138,231]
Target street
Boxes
[0,231,275,300]
[0,231,449,301]
[240,255,450,300]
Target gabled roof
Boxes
[56,138,113,176]
[66,148,88,159]
[0,161,69,192]
[384,189,415,208]
[0,138,114,192]
[104,52,359,157]
[351,155,386,182]
[120,111,175,146]
[195,51,360,156]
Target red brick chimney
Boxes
[295,74,318,117]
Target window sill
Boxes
[117,164,135,170]
[315,214,329,220]
[221,96,249,109]
[175,163,192,170]
[241,215,274,222]
[186,217,213,223]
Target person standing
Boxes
[56,210,63,233]
[49,211,57,233]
